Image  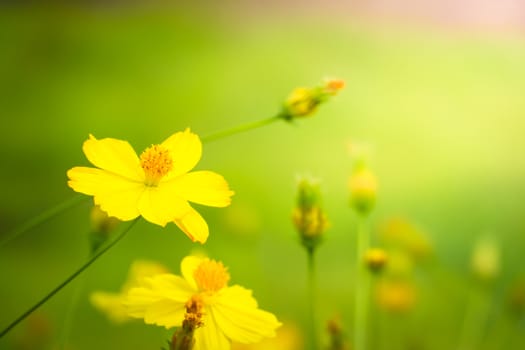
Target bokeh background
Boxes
[1,1,525,349]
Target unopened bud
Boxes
[89,205,120,252]
[292,207,329,239]
[281,78,345,120]
[326,315,350,350]
[170,296,204,350]
[365,248,388,274]
[284,87,319,118]
[349,166,377,215]
[292,178,329,250]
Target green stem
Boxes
[58,273,86,349]
[201,115,282,143]
[0,195,85,248]
[457,285,490,350]
[307,246,318,350]
[354,215,370,350]
[0,219,138,339]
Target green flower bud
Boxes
[89,205,120,252]
[281,78,345,120]
[292,178,329,250]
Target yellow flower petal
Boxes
[168,171,234,207]
[83,134,144,181]
[174,207,209,243]
[161,128,202,178]
[193,311,230,350]
[143,301,186,329]
[124,287,164,318]
[137,187,191,227]
[181,255,206,290]
[67,167,144,221]
[213,286,281,343]
[90,292,129,324]
[125,274,194,328]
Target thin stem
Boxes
[201,115,282,143]
[307,247,318,350]
[457,285,490,350]
[0,219,139,338]
[58,273,86,349]
[0,195,85,248]
[354,215,370,350]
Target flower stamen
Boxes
[140,144,173,186]
[193,259,230,292]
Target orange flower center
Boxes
[193,259,230,292]
[140,144,173,186]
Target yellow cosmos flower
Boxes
[125,255,282,350]
[67,128,234,243]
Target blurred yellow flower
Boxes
[379,217,433,262]
[375,279,417,313]
[471,235,500,281]
[125,255,281,350]
[67,128,234,243]
[90,260,169,324]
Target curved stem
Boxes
[201,115,282,143]
[307,247,318,350]
[0,195,86,248]
[58,273,85,349]
[0,219,139,338]
[354,215,370,350]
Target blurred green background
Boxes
[1,2,525,350]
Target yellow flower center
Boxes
[140,144,173,186]
[193,259,230,292]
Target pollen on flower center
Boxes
[193,259,230,292]
[140,144,173,186]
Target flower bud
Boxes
[281,78,345,120]
[292,178,329,250]
[89,205,120,252]
[364,248,388,274]
[284,87,319,118]
[326,315,350,350]
[349,166,377,215]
